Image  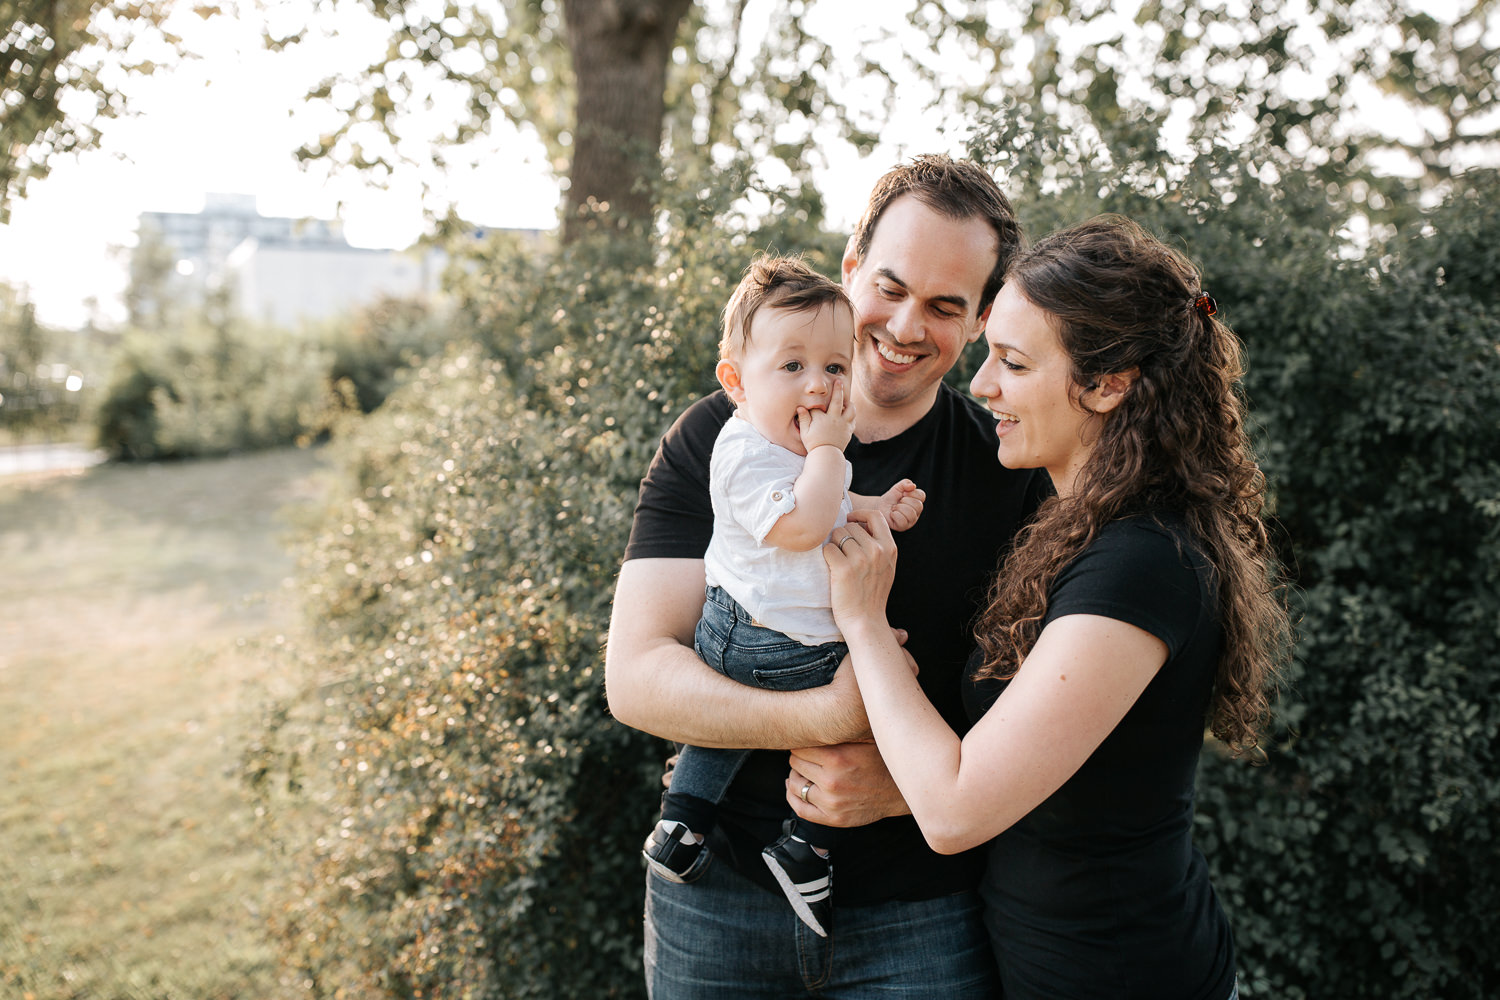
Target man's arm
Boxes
[604,557,868,749]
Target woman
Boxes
[822,215,1289,1000]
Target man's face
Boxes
[842,194,998,426]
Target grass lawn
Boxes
[0,447,330,999]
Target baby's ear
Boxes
[716,359,746,403]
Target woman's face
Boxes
[969,283,1100,497]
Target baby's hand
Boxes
[797,377,855,453]
[877,479,925,532]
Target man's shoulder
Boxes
[934,381,1001,441]
[656,390,734,463]
[671,390,734,435]
[928,383,1051,504]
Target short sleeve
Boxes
[710,432,802,543]
[1046,519,1209,660]
[622,393,733,561]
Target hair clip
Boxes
[1194,293,1218,317]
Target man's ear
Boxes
[841,235,860,288]
[716,359,746,404]
[969,302,992,344]
[1087,368,1139,413]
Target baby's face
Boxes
[721,303,856,455]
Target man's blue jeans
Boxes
[644,859,1000,998]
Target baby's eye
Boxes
[825,363,846,375]
[782,360,803,372]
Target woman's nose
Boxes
[970,358,995,398]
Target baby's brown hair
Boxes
[720,255,854,361]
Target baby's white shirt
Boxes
[703,414,852,645]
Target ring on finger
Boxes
[799,781,813,803]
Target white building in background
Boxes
[137,194,444,326]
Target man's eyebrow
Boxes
[875,267,971,312]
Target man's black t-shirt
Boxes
[624,384,1049,904]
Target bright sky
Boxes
[0,2,963,330]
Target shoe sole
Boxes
[762,855,830,937]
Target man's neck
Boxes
[851,386,941,444]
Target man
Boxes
[605,155,1050,997]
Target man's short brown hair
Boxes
[851,154,1023,314]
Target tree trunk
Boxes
[561,0,693,242]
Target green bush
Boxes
[0,288,96,442]
[94,320,340,461]
[252,121,1498,998]
[91,289,463,461]
[970,118,1500,997]
[248,173,843,998]
[317,294,462,414]
[1192,182,1500,999]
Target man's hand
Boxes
[784,741,911,827]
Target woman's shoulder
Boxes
[1094,511,1197,554]
[1049,513,1214,655]
[1064,513,1208,596]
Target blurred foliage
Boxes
[125,221,190,330]
[93,317,339,460]
[244,169,841,998]
[968,104,1499,997]
[0,284,98,440]
[267,0,1494,239]
[933,0,1499,219]
[316,293,460,414]
[93,285,458,459]
[0,0,182,223]
[246,108,1499,996]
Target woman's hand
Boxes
[824,508,899,632]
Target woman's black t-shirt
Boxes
[625,385,1050,904]
[963,514,1236,1000]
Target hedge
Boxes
[248,134,1499,998]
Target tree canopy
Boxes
[0,0,181,223]
[268,0,1497,239]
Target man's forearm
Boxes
[604,558,863,749]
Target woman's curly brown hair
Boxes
[973,215,1290,755]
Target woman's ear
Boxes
[1087,368,1139,414]
[716,358,746,404]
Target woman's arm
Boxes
[827,511,1167,854]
